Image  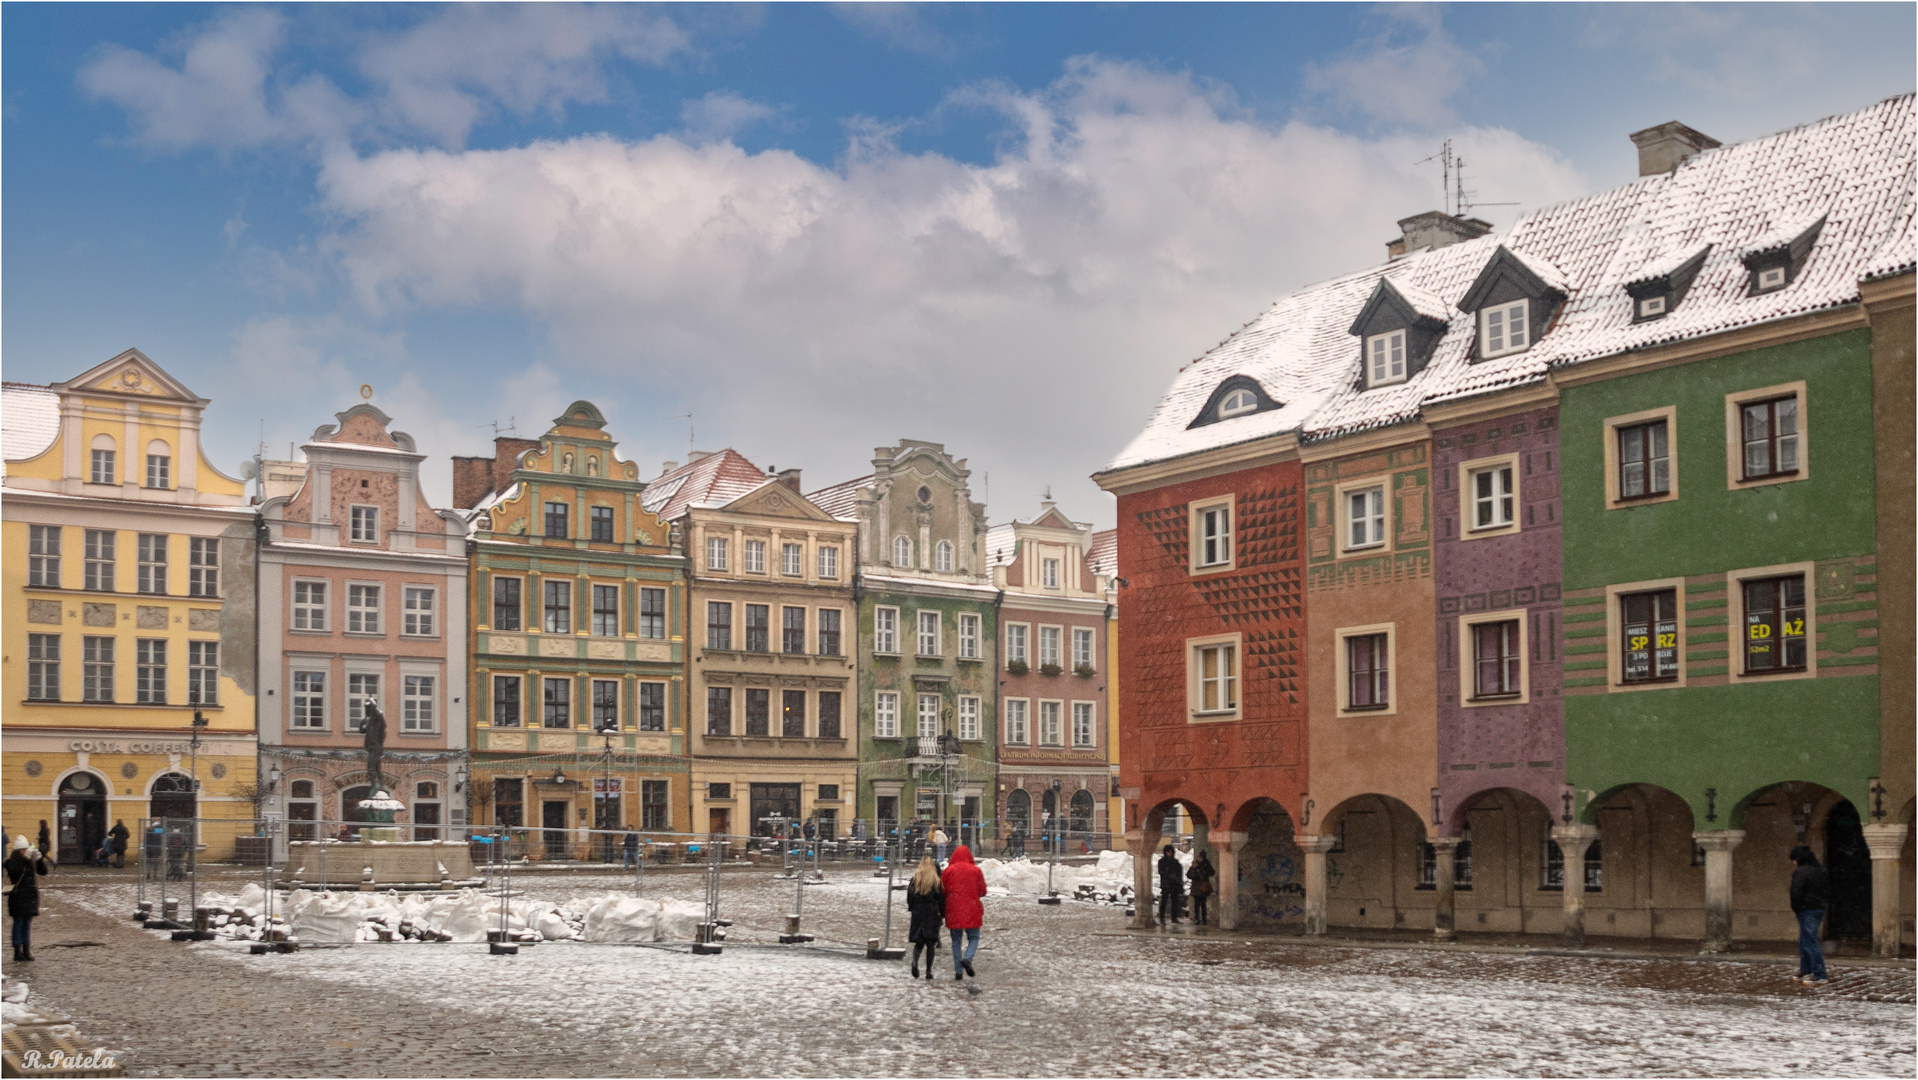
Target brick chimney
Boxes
[451,436,540,509]
[1388,211,1493,259]
[777,468,803,494]
[1629,121,1721,177]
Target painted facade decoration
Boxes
[2,351,258,861]
[811,440,997,847]
[257,402,469,854]
[648,452,858,841]
[453,404,687,857]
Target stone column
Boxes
[1214,832,1249,931]
[1550,825,1600,947]
[1430,836,1462,941]
[1862,824,1911,958]
[1693,830,1745,953]
[1130,812,1162,930]
[1297,834,1338,936]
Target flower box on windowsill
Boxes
[1039,663,1063,677]
[1073,664,1096,678]
[1005,660,1029,676]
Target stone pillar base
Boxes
[1693,830,1745,953]
[1862,824,1910,959]
[1297,834,1338,936]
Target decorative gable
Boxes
[1186,374,1283,428]
[58,348,205,404]
[1624,245,1712,322]
[1456,246,1568,362]
[1346,278,1449,389]
[1740,214,1826,296]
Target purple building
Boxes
[1427,402,1569,935]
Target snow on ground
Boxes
[64,866,1915,1077]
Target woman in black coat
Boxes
[904,855,945,981]
[7,835,52,962]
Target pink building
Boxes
[257,404,469,850]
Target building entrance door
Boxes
[58,772,107,864]
[542,801,570,859]
[708,807,731,837]
[1824,800,1872,939]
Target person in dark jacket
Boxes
[1789,845,1830,984]
[36,821,50,858]
[1186,850,1218,926]
[941,845,988,982]
[1157,845,1185,927]
[108,820,130,869]
[905,855,945,980]
[7,835,52,961]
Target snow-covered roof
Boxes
[1086,529,1117,578]
[2,384,61,474]
[805,475,871,521]
[645,449,773,520]
[1105,93,1915,471]
[984,522,1016,568]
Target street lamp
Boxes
[1040,779,1064,905]
[595,718,618,863]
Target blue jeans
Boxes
[948,927,979,974]
[1796,909,1827,979]
[623,850,639,868]
[11,916,29,948]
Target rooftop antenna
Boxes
[670,413,694,456]
[480,416,517,438]
[1414,140,1517,218]
[1415,140,1459,215]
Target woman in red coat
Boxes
[940,845,988,982]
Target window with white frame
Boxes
[743,539,766,574]
[957,695,981,741]
[1006,623,1028,665]
[781,542,803,577]
[188,538,219,597]
[28,525,60,588]
[291,670,326,729]
[1468,463,1515,531]
[1346,486,1386,550]
[706,536,729,571]
[187,641,218,705]
[1042,557,1060,588]
[1194,502,1232,568]
[349,505,380,543]
[293,581,327,631]
[917,693,940,738]
[402,675,437,732]
[84,529,114,591]
[817,545,839,579]
[136,639,166,704]
[347,583,382,633]
[1039,626,1062,669]
[958,613,981,659]
[874,606,899,654]
[874,691,899,738]
[1218,387,1258,419]
[27,634,59,702]
[1003,698,1030,744]
[1470,620,1521,699]
[1038,700,1063,746]
[1072,628,1094,669]
[1193,642,1237,715]
[913,610,939,656]
[935,540,954,573]
[90,445,116,485]
[82,636,113,702]
[136,534,167,594]
[893,535,914,568]
[146,452,171,490]
[1480,299,1529,358]
[1072,701,1095,747]
[402,586,436,636]
[347,673,380,732]
[1367,329,1408,386]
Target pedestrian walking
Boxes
[932,826,949,864]
[622,828,640,869]
[941,845,988,982]
[108,820,129,869]
[1156,845,1185,927]
[1789,845,1830,985]
[6,836,52,962]
[1187,850,1217,926]
[905,855,945,980]
[36,821,50,858]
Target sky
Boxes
[5,2,1913,528]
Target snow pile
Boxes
[1,976,75,1036]
[579,896,707,942]
[186,887,709,945]
[977,851,1141,903]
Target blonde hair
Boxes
[910,855,940,895]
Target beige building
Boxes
[647,451,858,839]
[2,351,259,862]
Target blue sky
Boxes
[5,2,1913,525]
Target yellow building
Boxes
[1090,528,1124,850]
[3,351,259,862]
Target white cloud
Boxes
[679,91,778,144]
[303,58,1586,520]
[831,3,957,60]
[1303,5,1485,128]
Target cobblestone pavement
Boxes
[5,866,1913,1077]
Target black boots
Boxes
[962,959,975,978]
[910,962,918,978]
[13,945,32,962]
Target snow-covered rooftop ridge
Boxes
[1386,278,1451,322]
[1104,93,1913,470]
[1086,528,1118,578]
[805,475,871,520]
[2,384,61,475]
[646,449,770,519]
[1742,212,1827,256]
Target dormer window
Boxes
[1637,295,1666,318]
[1366,330,1407,386]
[1218,388,1258,419]
[1755,266,1787,293]
[1741,215,1824,297]
[1626,245,1708,323]
[1480,300,1530,358]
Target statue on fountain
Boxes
[362,702,387,795]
